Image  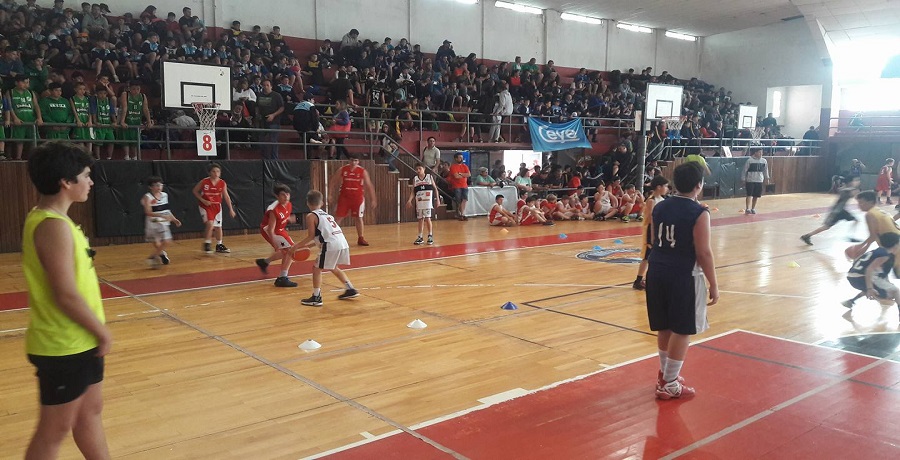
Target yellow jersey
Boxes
[22,208,105,356]
[867,207,900,246]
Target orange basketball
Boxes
[292,247,312,262]
[844,244,865,261]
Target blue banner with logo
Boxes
[527,118,592,152]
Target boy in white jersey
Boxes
[292,190,359,306]
[141,176,181,268]
[406,163,440,245]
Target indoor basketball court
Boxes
[3,193,900,458]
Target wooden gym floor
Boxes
[2,193,900,459]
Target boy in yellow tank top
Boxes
[22,142,110,459]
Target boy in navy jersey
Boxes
[646,163,719,400]
[843,232,900,313]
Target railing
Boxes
[829,114,900,136]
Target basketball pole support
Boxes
[636,110,648,190]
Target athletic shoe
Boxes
[146,256,161,269]
[656,379,695,400]
[358,237,370,246]
[414,236,424,245]
[301,295,323,306]
[636,215,644,222]
[841,299,855,309]
[621,216,630,223]
[159,252,170,265]
[256,258,270,273]
[656,371,685,390]
[632,279,645,290]
[274,276,298,288]
[215,243,231,253]
[744,209,751,214]
[203,242,212,254]
[427,235,434,245]
[542,220,555,226]
[338,288,360,300]
[801,235,813,246]
[749,209,757,214]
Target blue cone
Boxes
[593,245,603,251]
[559,233,568,239]
[614,239,624,245]
[501,301,519,310]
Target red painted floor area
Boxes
[323,331,900,460]
[0,205,830,312]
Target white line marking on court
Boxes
[115,309,160,318]
[517,283,813,299]
[0,327,25,334]
[662,334,900,459]
[359,431,376,439]
[477,388,529,405]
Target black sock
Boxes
[635,275,643,282]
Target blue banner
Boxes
[527,118,592,152]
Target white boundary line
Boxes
[307,329,743,458]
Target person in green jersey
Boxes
[7,74,43,160]
[0,87,7,160]
[22,142,111,459]
[39,82,73,140]
[25,56,49,95]
[91,81,117,160]
[70,82,93,151]
[119,81,152,160]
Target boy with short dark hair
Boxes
[192,162,237,254]
[8,74,43,159]
[742,148,769,214]
[22,142,110,459]
[801,176,860,245]
[255,183,299,287]
[292,190,359,306]
[70,82,93,151]
[488,194,517,227]
[406,163,439,245]
[518,194,553,226]
[843,232,900,315]
[91,82,116,159]
[634,175,669,290]
[119,81,153,160]
[646,163,719,400]
[142,175,181,268]
[40,82,73,140]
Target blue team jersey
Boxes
[848,247,894,280]
[648,195,707,272]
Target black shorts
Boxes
[646,267,709,335]
[28,348,104,405]
[825,209,856,227]
[746,182,763,198]
[848,276,894,300]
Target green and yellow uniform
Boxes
[71,95,92,141]
[10,88,37,140]
[25,65,48,94]
[39,96,73,140]
[23,209,105,356]
[92,96,115,142]
[120,93,144,142]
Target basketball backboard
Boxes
[646,83,684,119]
[161,62,232,111]
[738,105,758,129]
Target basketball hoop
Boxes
[661,116,685,139]
[750,127,765,141]
[192,102,220,130]
[191,102,220,157]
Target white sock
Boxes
[205,239,211,244]
[418,233,422,238]
[217,240,223,245]
[663,358,684,384]
[658,350,668,372]
[280,270,288,277]
[313,288,321,296]
[345,281,354,290]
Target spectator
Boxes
[448,152,471,220]
[489,81,513,142]
[474,167,497,187]
[81,3,108,40]
[800,125,819,156]
[514,167,532,196]
[422,136,440,171]
[339,28,360,63]
[255,79,285,160]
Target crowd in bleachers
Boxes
[0,0,793,165]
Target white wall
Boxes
[701,20,829,108]
[108,0,701,77]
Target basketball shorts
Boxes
[261,228,294,250]
[520,213,539,225]
[317,244,350,270]
[145,221,173,242]
[11,122,36,140]
[825,209,856,227]
[489,215,505,226]
[746,182,763,198]
[596,204,611,214]
[0,125,5,139]
[416,208,432,219]
[335,195,365,219]
[45,128,70,140]
[848,276,897,300]
[120,125,140,142]
[28,348,104,405]
[94,128,115,142]
[199,204,223,227]
[646,266,709,335]
[640,229,652,260]
[72,126,94,141]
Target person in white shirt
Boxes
[489,82,514,142]
[741,148,769,214]
[421,136,440,171]
[406,164,440,245]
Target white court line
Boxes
[0,327,26,334]
[517,283,814,300]
[311,329,744,458]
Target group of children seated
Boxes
[487,177,649,227]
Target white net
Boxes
[192,102,220,130]
[751,127,765,140]
[662,116,685,139]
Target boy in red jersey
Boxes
[255,183,298,287]
[488,194,517,226]
[518,195,553,225]
[192,163,236,253]
[329,157,377,246]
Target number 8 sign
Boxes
[196,129,218,157]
